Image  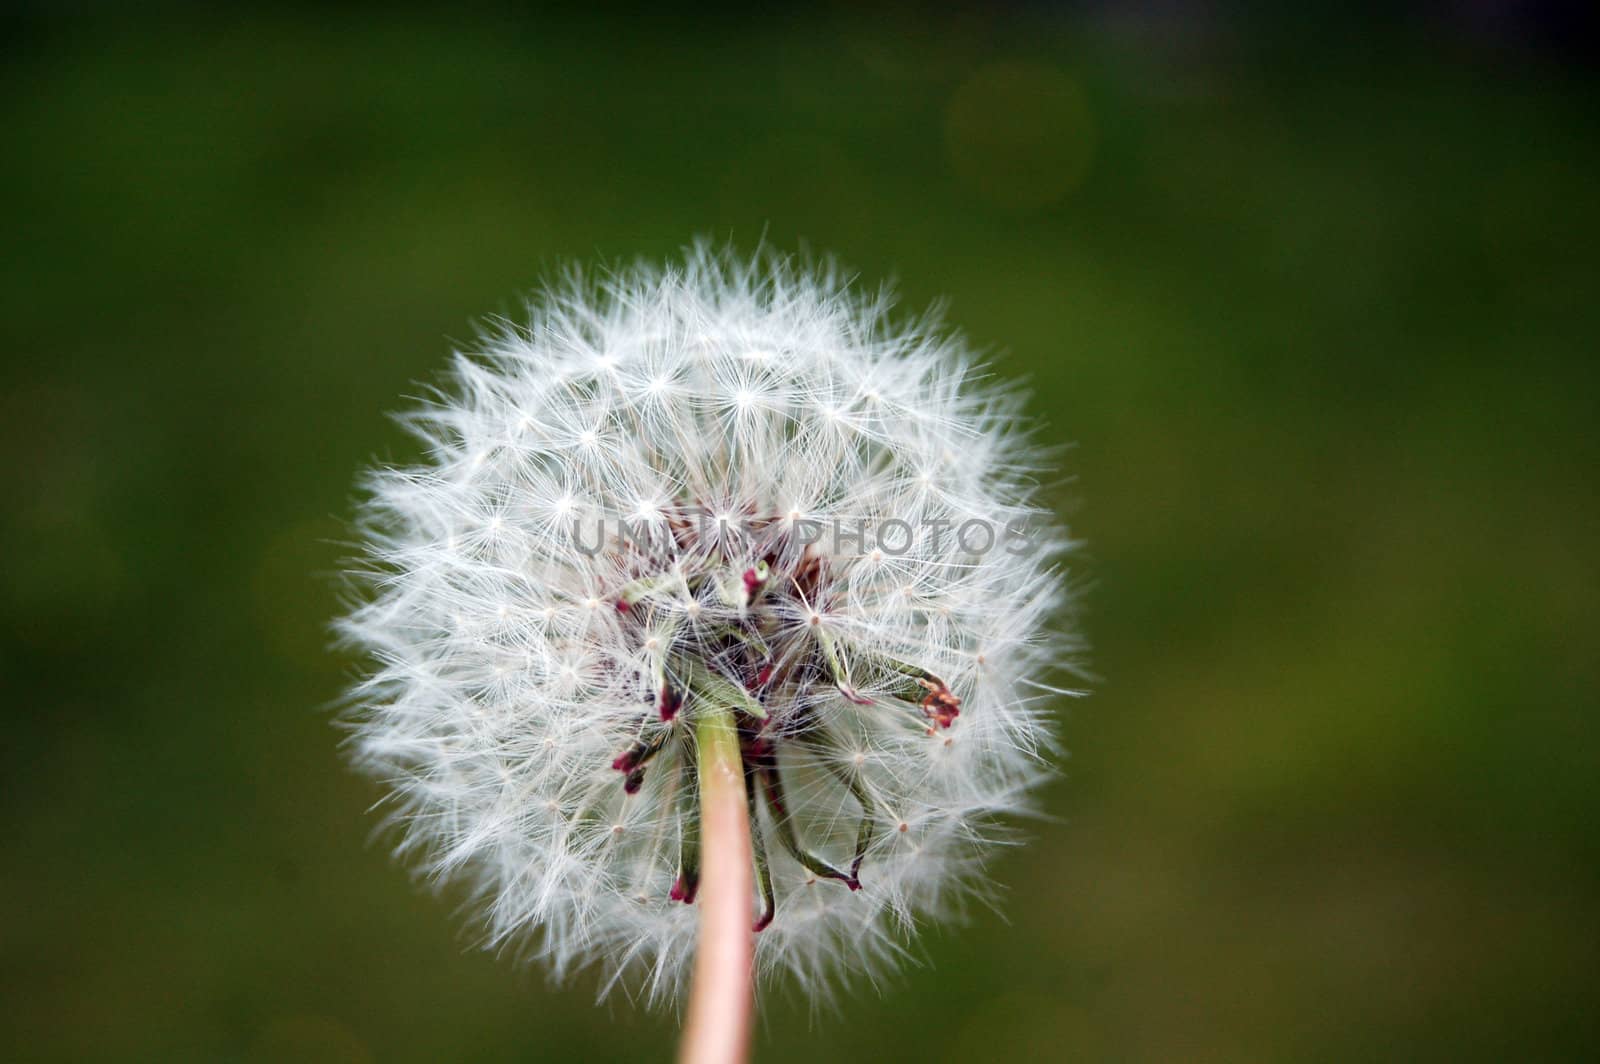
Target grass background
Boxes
[2,6,1596,1061]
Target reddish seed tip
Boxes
[923,692,961,729]
[669,877,687,902]
[623,768,644,794]
[845,878,861,892]
[615,598,630,613]
[753,912,774,933]
[658,688,682,721]
[755,663,774,686]
[741,567,764,597]
[611,752,634,773]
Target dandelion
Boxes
[337,244,1081,1060]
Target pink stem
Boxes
[678,710,755,1064]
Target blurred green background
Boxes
[3,5,1597,1061]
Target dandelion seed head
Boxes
[337,243,1082,1006]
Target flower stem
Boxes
[679,701,754,1064]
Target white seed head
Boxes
[337,243,1082,1007]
